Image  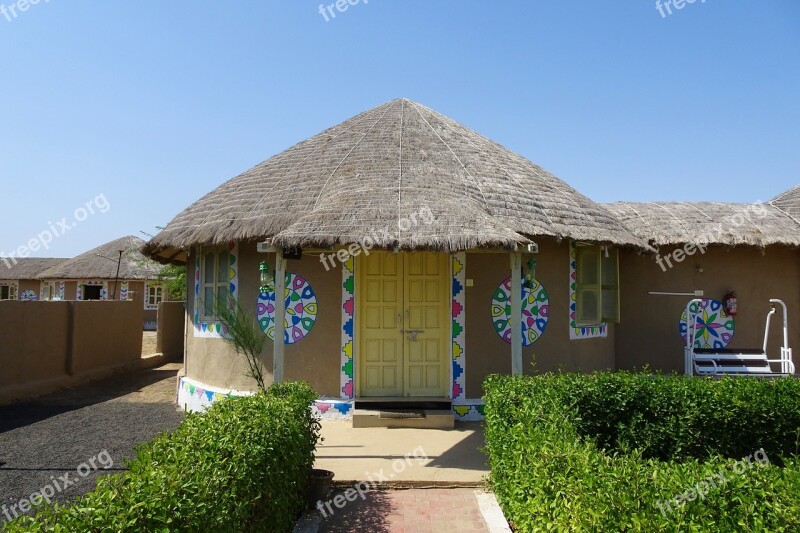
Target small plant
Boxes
[212,297,267,392]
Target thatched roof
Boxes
[0,258,68,280]
[605,202,800,248]
[770,185,800,224]
[145,98,646,260]
[39,236,164,280]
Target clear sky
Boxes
[1,1,798,258]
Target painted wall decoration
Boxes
[179,376,354,419]
[20,289,38,301]
[340,256,355,399]
[679,298,735,349]
[452,252,466,400]
[58,282,65,300]
[178,376,251,412]
[491,276,549,346]
[120,281,129,301]
[193,243,238,339]
[76,280,108,301]
[453,400,485,422]
[313,398,353,419]
[257,273,318,343]
[569,241,608,339]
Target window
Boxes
[201,248,230,319]
[1,285,16,300]
[147,285,163,308]
[83,285,103,301]
[575,244,619,324]
[42,283,52,301]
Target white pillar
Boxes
[511,251,523,376]
[273,251,287,383]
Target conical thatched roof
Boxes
[770,184,800,224]
[605,202,800,248]
[39,236,164,280]
[145,99,646,260]
[0,258,68,280]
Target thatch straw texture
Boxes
[145,99,645,259]
[770,185,800,224]
[0,258,68,280]
[605,202,800,248]
[39,236,163,280]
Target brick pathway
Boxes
[318,488,489,532]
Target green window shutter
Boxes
[601,248,620,323]
[576,245,601,325]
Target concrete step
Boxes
[352,409,455,429]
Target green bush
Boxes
[7,382,321,533]
[484,373,800,532]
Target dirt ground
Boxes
[141,331,158,356]
[0,363,185,525]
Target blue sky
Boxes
[1,1,798,257]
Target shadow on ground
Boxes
[0,366,180,433]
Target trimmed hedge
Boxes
[484,373,800,532]
[7,382,321,533]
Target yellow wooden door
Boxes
[403,252,449,397]
[358,252,449,398]
[360,252,404,396]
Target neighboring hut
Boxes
[39,236,166,328]
[146,98,647,417]
[605,200,800,374]
[0,258,68,301]
[771,184,800,223]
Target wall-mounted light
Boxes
[523,257,536,289]
[259,260,273,293]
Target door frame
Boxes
[354,251,452,399]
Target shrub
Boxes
[484,373,800,532]
[7,382,321,532]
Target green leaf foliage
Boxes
[6,382,321,532]
[484,373,800,532]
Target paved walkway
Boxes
[315,421,488,484]
[314,488,505,532]
[0,363,184,525]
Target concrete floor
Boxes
[314,420,488,485]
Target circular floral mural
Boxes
[679,298,735,349]
[257,273,318,344]
[20,290,38,301]
[491,277,550,346]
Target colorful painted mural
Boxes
[19,289,38,301]
[491,276,549,346]
[257,273,318,344]
[452,252,466,401]
[569,241,608,339]
[340,256,355,399]
[679,298,735,349]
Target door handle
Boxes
[400,328,424,341]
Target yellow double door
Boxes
[358,252,450,398]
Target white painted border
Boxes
[475,490,511,532]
